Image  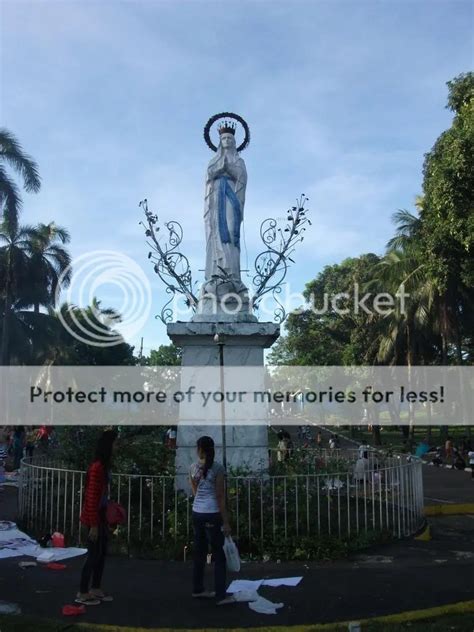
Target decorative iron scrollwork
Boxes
[139,199,198,324]
[141,194,310,324]
[251,194,310,322]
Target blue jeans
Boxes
[192,511,226,600]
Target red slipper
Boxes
[46,562,67,570]
[62,605,85,616]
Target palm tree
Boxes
[47,299,133,365]
[370,209,440,439]
[0,221,72,364]
[0,221,37,364]
[26,222,72,313]
[0,129,41,229]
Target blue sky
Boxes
[1,0,472,355]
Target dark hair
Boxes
[197,435,215,479]
[94,429,118,472]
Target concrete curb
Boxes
[73,599,474,631]
[2,599,474,632]
[425,503,474,516]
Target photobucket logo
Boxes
[55,251,151,347]
[167,281,409,320]
[305,283,409,317]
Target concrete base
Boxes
[167,321,279,487]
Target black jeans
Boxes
[192,511,226,600]
[79,522,108,593]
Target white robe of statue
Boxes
[204,132,247,282]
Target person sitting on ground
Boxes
[431,447,443,467]
[77,428,118,606]
[189,436,234,605]
[453,449,466,471]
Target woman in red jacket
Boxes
[76,428,118,606]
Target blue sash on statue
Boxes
[218,176,241,247]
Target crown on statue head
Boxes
[218,120,236,136]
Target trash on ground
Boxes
[45,562,67,570]
[0,521,86,561]
[248,595,284,615]
[228,576,303,614]
[18,561,37,568]
[52,532,65,548]
[0,600,21,615]
[62,604,86,616]
[262,576,302,587]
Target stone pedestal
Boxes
[167,321,279,487]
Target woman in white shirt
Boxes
[189,436,233,605]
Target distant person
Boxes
[329,435,339,450]
[453,449,466,471]
[165,426,177,449]
[432,447,443,467]
[0,427,9,463]
[372,463,382,489]
[358,444,369,460]
[353,455,369,484]
[25,427,38,459]
[37,425,53,453]
[277,437,288,463]
[0,428,8,487]
[445,437,454,465]
[468,450,474,479]
[12,426,25,470]
[316,431,322,449]
[189,436,233,605]
[77,428,118,606]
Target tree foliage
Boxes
[272,74,473,369]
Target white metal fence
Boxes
[18,453,424,553]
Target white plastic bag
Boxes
[223,536,240,572]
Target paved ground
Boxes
[1,461,474,629]
[422,464,474,505]
[0,513,474,629]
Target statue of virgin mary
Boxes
[204,124,247,282]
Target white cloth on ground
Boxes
[261,576,302,587]
[228,576,302,615]
[227,579,263,593]
[248,595,284,615]
[0,521,86,561]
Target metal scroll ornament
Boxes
[251,195,311,323]
[139,199,198,324]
